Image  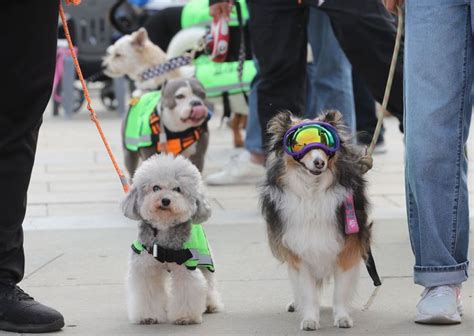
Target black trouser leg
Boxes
[143,6,183,50]
[247,0,308,148]
[0,0,59,283]
[320,0,404,131]
[353,71,385,145]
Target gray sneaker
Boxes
[205,151,265,185]
[415,285,463,325]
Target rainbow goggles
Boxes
[283,121,340,160]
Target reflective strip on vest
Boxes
[188,249,214,266]
[125,135,153,146]
[205,82,252,95]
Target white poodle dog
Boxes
[121,154,222,325]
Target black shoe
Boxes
[0,280,64,333]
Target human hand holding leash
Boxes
[210,0,233,20]
[384,0,404,13]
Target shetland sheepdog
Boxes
[260,110,373,330]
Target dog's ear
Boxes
[320,110,350,143]
[160,79,178,109]
[161,79,168,91]
[131,28,148,49]
[192,193,212,223]
[189,78,206,100]
[321,110,344,127]
[267,111,293,153]
[121,186,141,220]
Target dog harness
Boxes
[149,109,207,156]
[124,91,208,156]
[344,193,381,287]
[131,223,215,272]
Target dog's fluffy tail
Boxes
[167,27,207,58]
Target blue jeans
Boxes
[405,0,472,287]
[304,8,355,135]
[245,65,264,155]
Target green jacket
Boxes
[131,223,215,271]
[181,0,256,96]
[181,0,249,28]
[124,91,160,151]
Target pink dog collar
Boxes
[344,193,359,235]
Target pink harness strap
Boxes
[344,193,359,235]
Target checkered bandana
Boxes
[140,55,193,81]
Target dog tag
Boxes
[153,244,158,258]
[344,193,359,235]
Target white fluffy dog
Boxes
[121,154,222,325]
[103,28,180,95]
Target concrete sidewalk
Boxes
[4,104,473,335]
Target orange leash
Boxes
[59,2,129,193]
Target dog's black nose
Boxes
[190,100,202,107]
[314,159,325,169]
[161,198,171,207]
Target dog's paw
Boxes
[205,302,223,314]
[173,315,203,325]
[287,302,296,312]
[300,319,320,331]
[139,318,159,325]
[334,316,353,328]
[205,292,223,314]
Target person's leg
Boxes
[353,70,385,148]
[305,7,355,134]
[404,1,471,323]
[245,66,264,159]
[0,0,59,285]
[319,0,404,132]
[143,6,183,50]
[304,61,317,119]
[205,64,265,185]
[0,0,64,332]
[405,0,471,289]
[247,0,307,148]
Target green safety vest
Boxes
[181,0,249,29]
[181,0,256,96]
[124,91,160,151]
[194,56,256,97]
[132,223,215,272]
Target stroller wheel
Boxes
[100,80,118,111]
[53,79,84,115]
[73,86,85,112]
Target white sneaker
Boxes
[372,141,387,155]
[415,285,463,325]
[205,151,265,185]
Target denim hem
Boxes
[414,261,469,287]
[244,145,264,155]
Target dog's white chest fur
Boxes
[279,171,346,278]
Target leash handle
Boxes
[59,1,129,193]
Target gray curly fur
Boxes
[121,154,211,249]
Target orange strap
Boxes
[59,1,129,193]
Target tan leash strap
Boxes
[359,7,404,174]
